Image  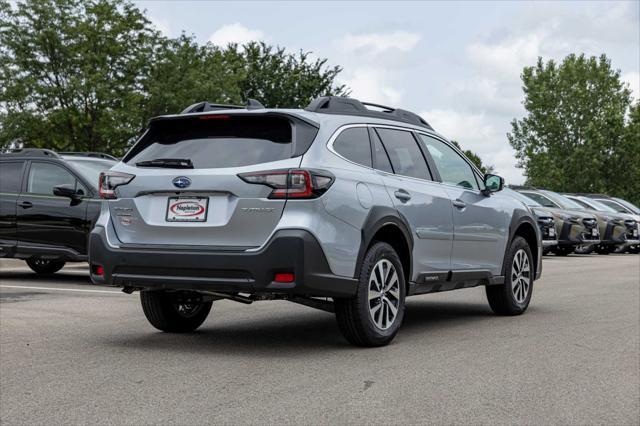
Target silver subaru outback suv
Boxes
[90,96,542,347]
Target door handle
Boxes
[18,201,33,209]
[394,190,412,202]
[452,199,466,209]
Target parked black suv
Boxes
[0,149,116,273]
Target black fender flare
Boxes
[501,208,541,278]
[354,206,414,280]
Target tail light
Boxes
[99,171,135,199]
[238,169,334,199]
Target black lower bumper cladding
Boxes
[89,227,357,298]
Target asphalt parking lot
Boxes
[1,255,638,425]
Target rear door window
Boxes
[0,162,24,193]
[126,115,294,169]
[370,129,394,173]
[332,127,372,167]
[375,128,431,180]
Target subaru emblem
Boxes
[172,176,191,189]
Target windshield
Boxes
[542,191,584,210]
[578,197,617,213]
[519,191,558,208]
[613,197,640,214]
[67,159,116,188]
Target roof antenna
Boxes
[246,98,265,110]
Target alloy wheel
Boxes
[368,259,401,330]
[511,249,531,304]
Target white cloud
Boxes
[622,72,639,102]
[208,23,265,47]
[342,31,421,55]
[340,67,402,105]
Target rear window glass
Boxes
[126,115,293,169]
[0,162,24,193]
[333,127,372,167]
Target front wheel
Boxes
[140,290,212,333]
[26,258,65,274]
[335,242,406,347]
[486,236,533,316]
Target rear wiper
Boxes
[136,158,194,169]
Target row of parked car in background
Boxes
[507,187,640,255]
[0,149,640,273]
[0,150,637,276]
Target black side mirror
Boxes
[53,184,82,203]
[482,174,504,195]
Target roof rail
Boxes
[2,148,61,158]
[59,152,118,161]
[305,96,433,130]
[180,101,245,114]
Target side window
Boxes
[370,129,394,173]
[0,162,24,193]
[28,163,77,195]
[332,127,372,167]
[419,135,479,190]
[375,128,431,180]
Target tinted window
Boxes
[370,130,394,173]
[0,162,24,193]
[126,116,293,169]
[520,192,558,208]
[28,163,76,195]
[333,127,372,167]
[376,128,430,180]
[419,135,479,190]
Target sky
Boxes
[136,0,640,184]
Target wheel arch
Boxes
[355,207,414,286]
[502,211,541,279]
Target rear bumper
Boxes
[89,226,357,298]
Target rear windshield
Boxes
[125,115,293,169]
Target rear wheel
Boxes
[26,258,65,274]
[140,290,212,333]
[335,242,406,347]
[486,236,533,316]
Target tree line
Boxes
[1,1,637,204]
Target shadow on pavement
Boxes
[100,299,495,355]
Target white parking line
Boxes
[0,285,125,295]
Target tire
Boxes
[335,242,406,347]
[486,236,533,316]
[574,244,594,254]
[554,246,573,256]
[26,258,65,274]
[140,290,212,333]
[595,245,613,255]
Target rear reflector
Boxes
[92,265,104,276]
[274,272,295,283]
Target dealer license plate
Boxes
[166,197,208,222]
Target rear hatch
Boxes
[107,113,318,249]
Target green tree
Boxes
[0,0,160,154]
[508,54,638,204]
[0,1,348,155]
[451,140,495,174]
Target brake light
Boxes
[99,171,135,199]
[238,169,334,199]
